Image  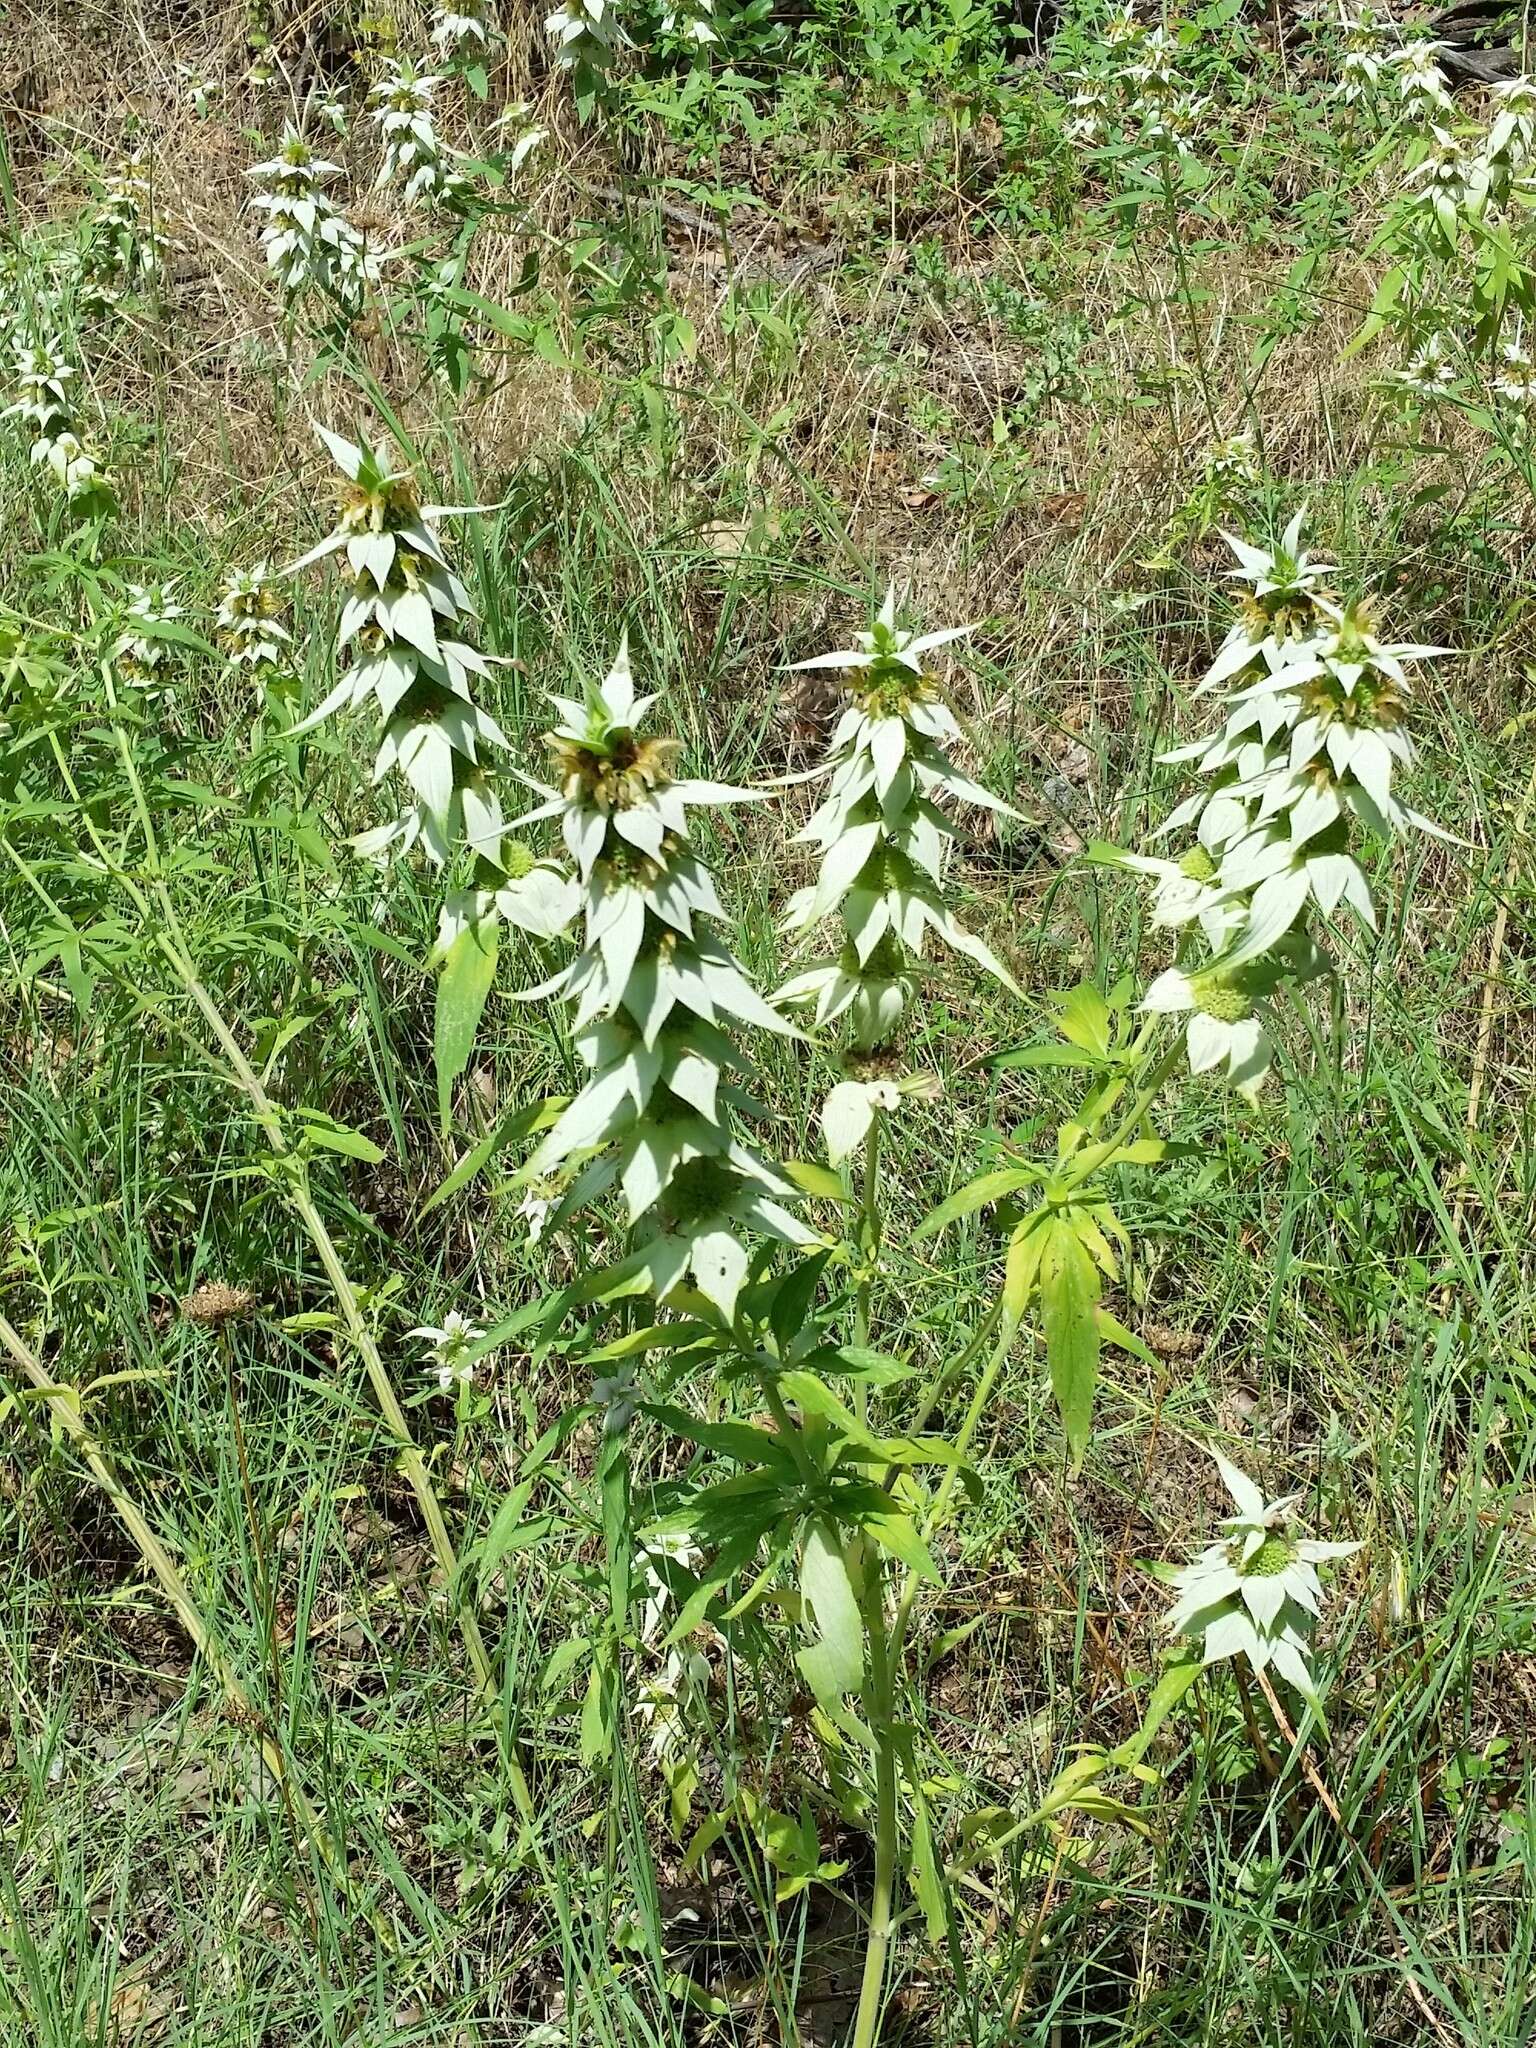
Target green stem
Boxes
[0,1310,373,1930]
[851,1570,900,2048]
[1159,150,1222,443]
[75,662,535,1822]
[890,1314,1021,1665]
[898,1297,1003,1453]
[1077,1014,1162,1141]
[755,1366,823,1493]
[1061,1034,1186,1194]
[854,1111,883,1428]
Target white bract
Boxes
[1393,39,1452,119]
[634,1535,712,1765]
[7,338,74,441]
[410,1308,484,1391]
[1205,429,1260,490]
[433,0,495,50]
[40,429,110,504]
[1386,331,1458,398]
[504,642,815,1320]
[1121,515,1448,1098]
[492,105,549,175]
[6,340,112,509]
[1331,9,1387,107]
[113,581,183,690]
[368,60,468,208]
[289,426,506,877]
[1166,1452,1360,1709]
[315,84,350,137]
[1064,71,1111,145]
[178,67,220,117]
[1494,334,1536,406]
[248,129,376,307]
[82,154,171,310]
[660,0,718,42]
[1485,78,1536,183]
[774,587,1022,1063]
[546,0,630,72]
[216,562,291,674]
[1403,129,1489,244]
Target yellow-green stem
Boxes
[0,1310,371,1924]
[82,663,532,1823]
[851,1569,899,2048]
[853,1112,883,1428]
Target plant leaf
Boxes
[1039,1217,1101,1465]
[434,914,499,1132]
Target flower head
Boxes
[1130,517,1446,1097]
[776,586,1020,1033]
[1493,333,1536,406]
[775,586,1022,1155]
[248,127,376,307]
[1165,1451,1361,1708]
[432,0,495,49]
[410,1307,484,1390]
[1332,8,1387,105]
[368,59,469,209]
[1393,39,1452,117]
[114,581,183,692]
[289,424,506,877]
[660,0,718,41]
[1385,330,1458,399]
[1402,129,1488,242]
[504,641,815,1319]
[81,152,171,311]
[216,562,291,673]
[545,0,631,71]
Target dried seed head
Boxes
[179,1281,257,1327]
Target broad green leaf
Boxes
[782,1158,851,1204]
[1039,1218,1101,1465]
[913,1167,1035,1242]
[292,1109,385,1163]
[904,1748,948,1940]
[641,1402,800,1474]
[992,1043,1103,1072]
[1051,982,1112,1057]
[860,1510,940,1583]
[1110,1654,1203,1767]
[777,1370,866,1442]
[1002,1210,1050,1324]
[833,1345,913,1385]
[434,916,499,1132]
[1096,1309,1162,1372]
[796,1519,864,1707]
[588,1320,720,1362]
[767,1250,830,1353]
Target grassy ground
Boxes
[3,1,1536,2044]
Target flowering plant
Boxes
[248,129,377,309]
[776,587,1021,1162]
[368,60,470,208]
[503,641,814,1319]
[1166,1452,1360,1711]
